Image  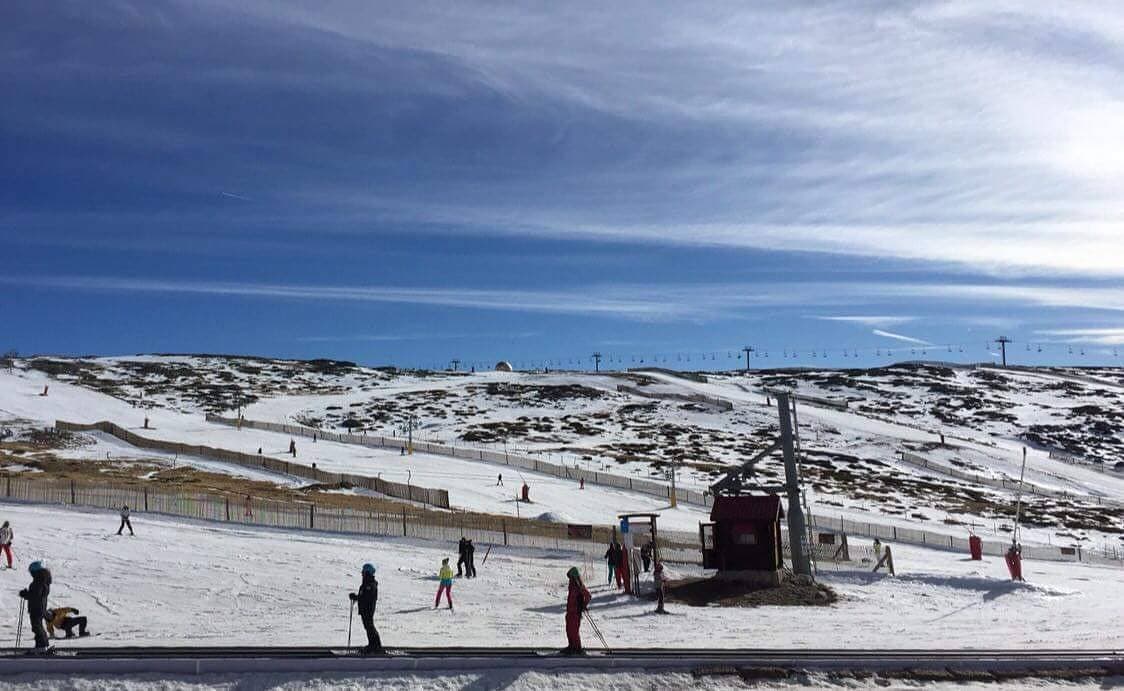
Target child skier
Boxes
[19,561,51,651]
[0,520,13,568]
[45,607,90,639]
[434,558,454,610]
[564,567,591,654]
[348,563,382,653]
[117,505,134,536]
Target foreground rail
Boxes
[0,647,1120,676]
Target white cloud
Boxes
[1034,328,1124,345]
[872,329,932,346]
[814,316,917,328]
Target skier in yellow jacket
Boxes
[434,558,454,610]
[45,607,89,639]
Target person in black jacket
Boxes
[456,537,468,577]
[604,541,623,588]
[19,561,51,650]
[348,563,381,653]
[465,540,477,578]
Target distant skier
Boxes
[0,520,13,569]
[496,474,503,487]
[19,561,51,651]
[563,567,591,654]
[465,539,477,578]
[579,477,585,490]
[289,439,297,457]
[604,540,623,588]
[434,558,454,610]
[456,538,468,577]
[117,505,134,536]
[348,563,382,653]
[45,607,89,639]
[640,542,653,573]
[243,494,253,519]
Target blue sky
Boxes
[3,1,1124,370]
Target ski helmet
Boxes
[362,563,376,575]
[28,561,44,574]
[567,567,580,579]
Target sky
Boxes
[3,1,1124,370]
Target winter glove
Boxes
[348,593,357,602]
[72,609,79,615]
[18,589,27,599]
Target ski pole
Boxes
[15,598,24,648]
[583,611,610,652]
[346,600,355,653]
[481,544,493,566]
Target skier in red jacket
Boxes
[564,567,591,654]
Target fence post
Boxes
[503,519,508,546]
[310,504,315,529]
[893,526,897,540]
[70,480,75,505]
[402,509,408,537]
[6,474,10,498]
[225,497,230,521]
[144,488,148,512]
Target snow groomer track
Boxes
[1,647,1121,676]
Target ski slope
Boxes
[0,502,1119,651]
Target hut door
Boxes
[699,522,717,569]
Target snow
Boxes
[0,502,1121,653]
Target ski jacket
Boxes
[45,607,78,636]
[566,578,591,616]
[465,542,475,559]
[19,569,51,618]
[352,574,378,617]
[604,544,621,566]
[438,565,454,585]
[457,538,467,557]
[0,525,12,545]
[120,507,130,519]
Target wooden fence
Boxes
[55,420,451,509]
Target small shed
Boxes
[495,361,513,372]
[700,495,784,578]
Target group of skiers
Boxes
[456,537,477,578]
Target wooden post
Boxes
[402,508,408,537]
[225,497,230,521]
[70,480,75,504]
[502,519,508,546]
[310,504,315,529]
[144,488,149,512]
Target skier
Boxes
[434,558,454,610]
[289,439,297,457]
[496,473,503,487]
[0,520,13,569]
[653,560,667,614]
[465,539,477,578]
[348,563,382,653]
[640,542,653,573]
[604,540,623,588]
[19,561,51,651]
[117,505,134,536]
[563,567,591,654]
[243,494,253,519]
[456,538,468,577]
[45,607,89,639]
[579,477,585,490]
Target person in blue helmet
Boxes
[19,561,51,650]
[348,563,382,653]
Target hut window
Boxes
[734,528,757,546]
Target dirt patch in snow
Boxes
[663,576,837,608]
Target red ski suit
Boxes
[565,578,592,650]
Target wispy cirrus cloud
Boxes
[1034,328,1124,345]
[813,315,917,328]
[872,329,932,346]
[7,1,1124,277]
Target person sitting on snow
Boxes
[45,607,89,639]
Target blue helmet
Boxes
[362,563,376,575]
[28,561,44,574]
